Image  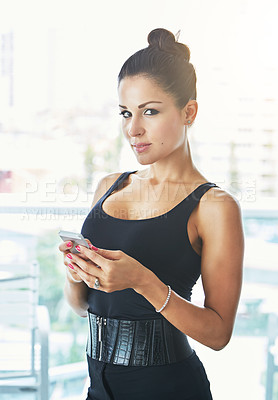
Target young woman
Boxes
[59,28,244,400]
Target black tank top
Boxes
[81,171,218,321]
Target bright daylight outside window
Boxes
[0,1,278,400]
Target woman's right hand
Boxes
[59,239,92,283]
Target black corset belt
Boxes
[86,311,193,367]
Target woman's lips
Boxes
[132,143,152,153]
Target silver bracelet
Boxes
[67,268,82,283]
[155,285,172,313]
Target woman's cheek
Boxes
[123,130,130,141]
[121,123,129,139]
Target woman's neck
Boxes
[138,140,202,185]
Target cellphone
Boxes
[59,230,90,254]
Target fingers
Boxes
[58,242,79,269]
[66,267,83,283]
[59,240,90,261]
[96,247,121,260]
[63,253,81,276]
[66,253,101,277]
[68,255,102,289]
[59,239,93,283]
[85,239,92,246]
[63,254,84,282]
[59,241,73,253]
[58,237,94,253]
[64,255,77,270]
[78,246,121,267]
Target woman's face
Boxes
[118,75,187,165]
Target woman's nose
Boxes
[127,119,145,137]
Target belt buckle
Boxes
[96,316,107,361]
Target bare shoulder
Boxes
[197,187,243,234]
[200,186,241,211]
[90,172,123,209]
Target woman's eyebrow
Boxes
[119,101,163,109]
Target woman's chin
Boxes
[135,158,153,166]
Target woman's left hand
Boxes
[68,244,148,293]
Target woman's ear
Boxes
[182,100,198,125]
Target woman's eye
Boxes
[144,109,159,116]
[119,109,159,118]
[119,110,131,119]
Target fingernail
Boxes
[75,245,81,252]
[66,241,72,248]
[68,264,74,270]
[67,253,73,259]
[90,244,98,251]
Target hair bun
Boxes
[147,28,190,62]
[148,28,175,49]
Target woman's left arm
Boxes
[136,191,244,351]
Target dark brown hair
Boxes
[118,28,197,108]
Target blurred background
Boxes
[0,0,277,399]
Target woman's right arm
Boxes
[60,172,122,317]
